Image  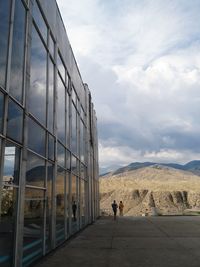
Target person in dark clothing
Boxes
[111,200,118,220]
[72,201,77,221]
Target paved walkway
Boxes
[36,216,200,267]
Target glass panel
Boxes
[7,99,23,143]
[57,53,65,81]
[66,149,70,170]
[48,58,54,133]
[23,188,44,266]
[66,74,69,89]
[57,75,65,144]
[80,120,85,162]
[0,92,4,133]
[0,186,18,267]
[57,142,65,168]
[0,0,10,88]
[29,26,47,125]
[46,163,53,252]
[71,155,77,174]
[71,175,77,233]
[28,117,46,157]
[49,34,54,58]
[80,163,85,179]
[32,1,47,42]
[48,134,54,161]
[80,106,84,120]
[66,172,69,236]
[56,168,65,245]
[10,0,26,103]
[26,152,45,187]
[3,142,20,185]
[80,180,85,227]
[72,87,76,105]
[71,104,77,155]
[66,93,70,147]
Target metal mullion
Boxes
[64,170,67,239]
[5,0,15,94]
[21,1,29,107]
[51,42,58,248]
[27,148,47,161]
[5,137,23,148]
[25,185,46,190]
[14,1,33,265]
[0,140,6,221]
[2,183,19,189]
[43,160,47,255]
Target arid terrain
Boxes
[100,165,200,216]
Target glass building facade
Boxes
[0,0,99,266]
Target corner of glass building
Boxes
[0,0,99,266]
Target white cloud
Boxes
[57,0,200,169]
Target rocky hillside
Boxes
[100,165,200,216]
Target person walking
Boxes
[111,200,118,220]
[119,201,124,216]
[72,201,77,221]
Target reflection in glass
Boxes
[71,104,77,155]
[72,87,76,104]
[66,93,70,147]
[56,168,65,245]
[29,26,47,125]
[80,120,85,162]
[7,99,23,143]
[57,75,65,144]
[48,58,54,133]
[57,53,65,81]
[23,188,44,266]
[0,186,17,267]
[57,142,65,168]
[3,143,20,185]
[0,92,4,133]
[48,134,54,161]
[80,163,85,179]
[10,0,26,103]
[71,175,78,233]
[71,155,77,174]
[32,1,47,42]
[46,163,53,252]
[49,34,54,58]
[0,0,10,88]
[28,117,46,157]
[80,180,85,227]
[26,152,45,187]
[65,172,69,235]
[66,149,70,170]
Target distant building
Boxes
[0,0,99,266]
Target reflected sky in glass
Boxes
[57,74,65,144]
[3,143,20,185]
[0,0,10,88]
[26,151,45,187]
[7,99,23,143]
[33,1,47,42]
[0,92,4,133]
[71,104,77,155]
[10,0,26,103]
[29,26,47,125]
[28,117,46,157]
[48,58,54,133]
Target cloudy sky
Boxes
[57,0,200,172]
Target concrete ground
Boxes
[36,216,200,267]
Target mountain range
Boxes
[100,164,200,216]
[101,160,200,176]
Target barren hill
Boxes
[100,165,200,216]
